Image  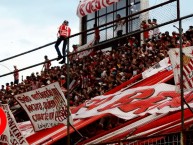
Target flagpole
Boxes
[177,0,185,144]
[66,38,71,145]
[179,18,185,145]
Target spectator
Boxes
[5,83,10,91]
[152,19,160,39]
[13,65,19,85]
[93,23,100,45]
[55,20,71,64]
[1,85,5,94]
[43,55,51,72]
[147,19,153,39]
[141,20,149,42]
[114,14,126,37]
[60,75,66,87]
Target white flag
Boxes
[168,46,193,92]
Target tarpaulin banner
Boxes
[77,0,120,17]
[14,82,73,131]
[73,83,193,120]
[73,39,95,59]
[0,104,29,145]
[142,57,170,79]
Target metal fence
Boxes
[95,131,193,145]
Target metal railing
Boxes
[94,131,193,145]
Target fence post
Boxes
[66,38,71,145]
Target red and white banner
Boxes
[18,121,34,138]
[0,104,29,145]
[73,83,193,120]
[14,82,73,131]
[142,57,171,79]
[69,79,79,93]
[25,82,193,145]
[73,40,95,59]
[77,0,120,17]
[168,46,193,92]
[73,83,193,144]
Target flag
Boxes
[168,46,193,92]
[0,104,29,145]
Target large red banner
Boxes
[73,83,190,120]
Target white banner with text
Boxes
[0,104,29,145]
[14,82,72,131]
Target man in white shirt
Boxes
[114,14,126,37]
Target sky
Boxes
[0,0,193,86]
[0,0,80,86]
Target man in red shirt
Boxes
[43,55,51,72]
[94,23,100,45]
[55,20,71,64]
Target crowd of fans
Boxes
[0,24,193,114]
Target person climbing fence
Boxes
[55,20,71,64]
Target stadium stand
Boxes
[0,25,193,113]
